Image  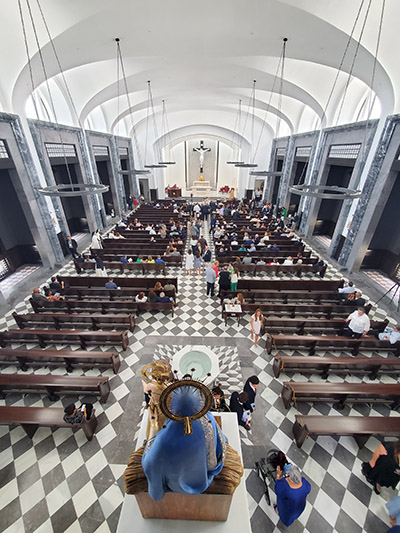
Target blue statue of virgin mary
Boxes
[142,384,226,501]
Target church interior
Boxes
[1,1,400,532]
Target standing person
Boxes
[229,391,250,429]
[67,235,78,258]
[274,464,311,527]
[91,231,103,250]
[202,245,212,263]
[250,308,264,347]
[193,251,202,275]
[205,264,217,297]
[243,375,259,413]
[218,265,231,298]
[185,248,194,275]
[362,440,400,494]
[95,255,107,276]
[230,268,239,291]
[344,308,370,338]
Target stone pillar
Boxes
[338,115,400,271]
[127,140,140,198]
[276,136,295,209]
[2,113,64,266]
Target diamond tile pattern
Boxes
[0,218,396,532]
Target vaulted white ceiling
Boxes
[0,0,396,165]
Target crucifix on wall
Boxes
[193,140,211,174]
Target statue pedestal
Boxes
[117,412,251,532]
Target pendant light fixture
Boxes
[19,0,109,197]
[227,99,244,165]
[144,81,167,169]
[158,100,176,165]
[115,38,150,176]
[235,80,258,168]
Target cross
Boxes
[193,140,211,173]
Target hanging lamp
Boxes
[158,100,176,165]
[144,81,167,168]
[227,99,244,165]
[19,0,108,197]
[235,80,258,168]
[289,0,385,200]
[115,38,150,176]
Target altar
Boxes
[117,411,251,533]
[192,180,212,196]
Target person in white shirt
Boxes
[338,282,356,295]
[344,308,370,338]
[378,325,400,344]
[283,256,293,265]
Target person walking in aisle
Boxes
[250,308,264,347]
[230,268,239,291]
[193,251,202,275]
[185,248,194,275]
[205,265,217,297]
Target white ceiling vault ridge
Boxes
[1,0,396,166]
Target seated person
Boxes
[48,291,63,302]
[312,256,325,273]
[157,291,172,303]
[378,325,400,344]
[248,243,257,253]
[148,289,158,302]
[136,255,143,263]
[63,402,93,424]
[256,259,266,265]
[283,256,294,265]
[105,278,119,289]
[155,256,165,264]
[338,281,356,295]
[147,256,155,264]
[211,386,230,412]
[242,254,253,265]
[164,282,176,295]
[269,244,280,251]
[49,276,63,294]
[31,288,48,304]
[135,291,148,303]
[170,248,181,257]
[154,281,164,292]
[120,256,129,263]
[344,290,365,307]
[74,254,85,263]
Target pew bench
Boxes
[266,334,400,357]
[222,290,344,304]
[0,329,129,351]
[136,301,175,317]
[0,374,110,403]
[293,414,400,448]
[281,381,400,410]
[273,355,400,380]
[30,298,138,315]
[264,317,386,336]
[240,303,372,319]
[0,348,120,373]
[0,405,98,440]
[13,312,135,332]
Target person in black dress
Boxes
[362,440,400,494]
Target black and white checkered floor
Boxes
[0,224,397,532]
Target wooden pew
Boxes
[266,333,400,357]
[0,348,120,373]
[30,298,138,315]
[0,329,129,351]
[63,287,175,301]
[240,303,372,319]
[136,302,175,317]
[0,405,98,440]
[293,414,400,448]
[264,317,386,336]
[0,374,110,403]
[273,355,400,380]
[222,290,344,304]
[236,279,343,291]
[281,381,400,409]
[13,312,135,332]
[59,276,178,292]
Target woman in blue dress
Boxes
[274,464,311,527]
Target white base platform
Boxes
[117,412,251,533]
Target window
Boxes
[45,143,76,158]
[93,145,109,157]
[0,140,9,159]
[276,147,286,157]
[0,258,11,280]
[328,143,361,159]
[119,147,128,156]
[295,146,311,158]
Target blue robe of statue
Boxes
[142,385,226,501]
